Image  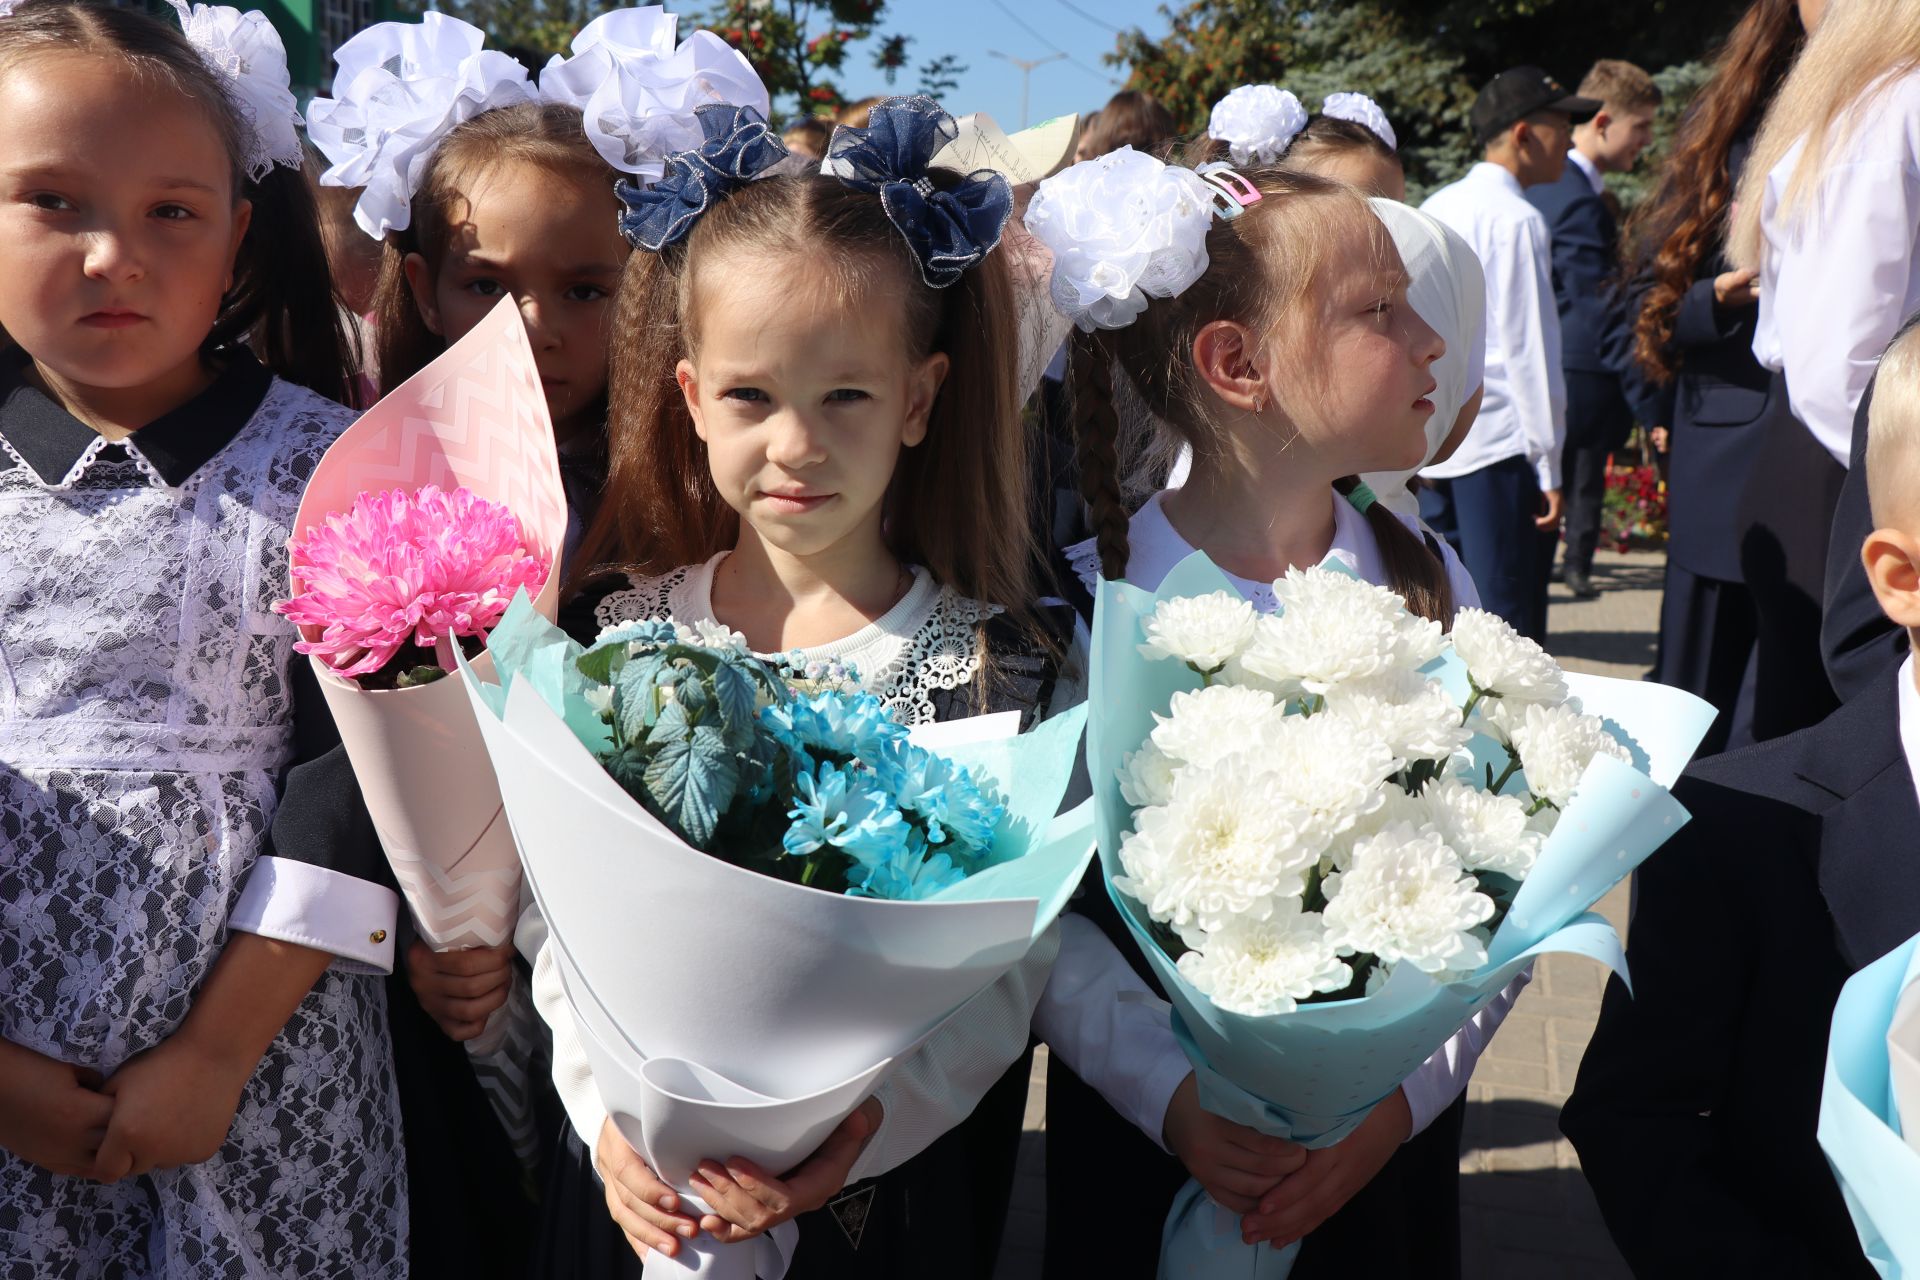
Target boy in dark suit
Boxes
[1561,320,1920,1277]
[1526,60,1662,598]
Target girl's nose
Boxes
[82,227,145,284]
[1410,309,1445,367]
[517,293,561,350]
[763,410,828,469]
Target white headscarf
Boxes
[1359,197,1486,517]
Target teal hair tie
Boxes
[1346,482,1378,515]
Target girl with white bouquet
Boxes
[524,97,1307,1279]
[1032,145,1495,1276]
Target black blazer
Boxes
[1825,362,1914,702]
[1561,665,1920,1278]
[1526,161,1638,381]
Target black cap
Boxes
[1471,66,1600,147]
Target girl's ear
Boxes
[677,358,708,441]
[402,252,442,336]
[224,200,253,294]
[901,351,950,449]
[1864,527,1920,631]
[1191,318,1267,416]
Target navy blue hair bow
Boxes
[823,95,1013,289]
[616,104,791,252]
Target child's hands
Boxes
[0,1037,114,1177]
[595,1117,703,1261]
[1161,1072,1307,1213]
[1239,1087,1413,1249]
[689,1097,884,1245]
[94,1031,252,1180]
[407,940,515,1041]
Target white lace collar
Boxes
[1067,487,1381,613]
[593,552,1001,725]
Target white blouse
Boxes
[1752,68,1920,466]
[1066,487,1527,1142]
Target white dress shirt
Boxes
[1753,68,1920,467]
[1566,147,1606,196]
[1066,488,1532,1140]
[1419,162,1567,493]
[1899,655,1920,809]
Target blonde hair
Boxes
[1867,319,1920,525]
[1578,59,1662,114]
[1731,0,1920,268]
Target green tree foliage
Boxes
[701,0,960,120]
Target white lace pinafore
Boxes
[0,378,405,1277]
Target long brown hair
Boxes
[1626,0,1802,383]
[1078,90,1178,159]
[0,0,353,404]
[572,171,1035,625]
[1069,163,1454,625]
[368,100,617,395]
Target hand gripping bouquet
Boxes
[1821,929,1920,1277]
[1088,553,1715,1278]
[460,600,1095,1280]
[274,297,566,1159]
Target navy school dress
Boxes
[1041,555,1467,1280]
[534,576,1075,1279]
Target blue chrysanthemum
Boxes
[763,690,902,763]
[784,762,909,868]
[852,840,968,901]
[876,739,1006,858]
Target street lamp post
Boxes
[988,49,1067,129]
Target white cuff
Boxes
[520,899,611,1150]
[1034,913,1190,1152]
[229,855,398,974]
[1534,454,1560,495]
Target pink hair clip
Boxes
[1195,162,1263,219]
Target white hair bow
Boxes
[1208,84,1307,167]
[538,6,769,182]
[305,13,537,239]
[1322,92,1397,150]
[166,0,304,182]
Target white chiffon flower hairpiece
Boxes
[538,6,769,183]
[1208,84,1307,166]
[1025,147,1218,333]
[1322,92,1398,150]
[165,0,304,182]
[305,13,537,239]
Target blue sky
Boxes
[837,0,1175,130]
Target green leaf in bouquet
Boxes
[645,722,737,846]
[616,655,670,746]
[711,659,760,753]
[575,641,627,687]
[604,743,652,795]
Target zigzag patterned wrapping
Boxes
[288,299,565,1158]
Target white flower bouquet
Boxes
[1087,553,1716,1278]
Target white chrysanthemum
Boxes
[1364,960,1393,996]
[1419,774,1542,879]
[1149,683,1287,769]
[1326,784,1429,871]
[1324,668,1471,767]
[1238,566,1444,695]
[1322,823,1494,973]
[677,618,750,650]
[1119,742,1178,809]
[1509,701,1633,809]
[1177,903,1352,1016]
[1450,608,1568,706]
[1115,756,1317,932]
[1263,711,1400,848]
[1139,591,1259,672]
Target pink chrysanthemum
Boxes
[277,485,548,679]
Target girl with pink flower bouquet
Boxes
[0,1,411,1274]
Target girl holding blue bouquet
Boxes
[1033,148,1507,1276]
[535,98,1305,1277]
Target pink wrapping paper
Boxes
[289,296,566,951]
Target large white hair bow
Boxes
[306,13,536,239]
[1208,84,1307,167]
[538,6,769,181]
[1024,147,1216,333]
[1322,92,1397,150]
[166,0,303,182]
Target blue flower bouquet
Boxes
[458,595,1092,1280]
[1087,552,1715,1279]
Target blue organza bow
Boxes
[823,95,1013,288]
[616,104,790,252]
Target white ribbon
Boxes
[1208,84,1307,167]
[537,5,768,181]
[1322,91,1398,151]
[166,0,304,182]
[305,12,536,239]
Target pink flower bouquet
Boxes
[280,299,567,1163]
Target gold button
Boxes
[369,929,388,944]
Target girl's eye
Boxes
[565,284,609,303]
[465,279,506,299]
[26,192,73,212]
[826,388,870,403]
[722,387,767,404]
[1370,300,1395,321]
[153,204,194,221]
